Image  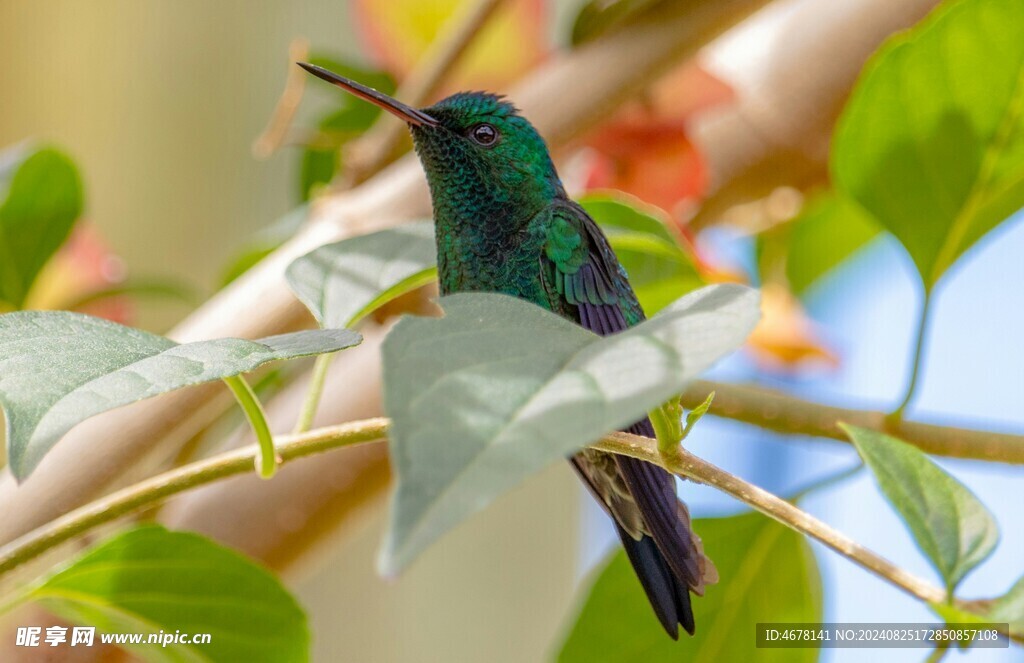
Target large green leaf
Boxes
[580,194,704,315]
[0,144,83,308]
[783,193,880,295]
[558,511,822,662]
[842,424,998,593]
[0,311,360,479]
[286,221,437,328]
[379,285,759,574]
[29,525,308,663]
[833,0,1024,287]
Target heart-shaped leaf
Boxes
[842,424,999,593]
[286,221,437,328]
[0,144,83,309]
[29,525,308,663]
[0,311,360,479]
[833,0,1024,287]
[379,285,759,574]
[558,511,822,662]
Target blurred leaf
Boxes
[353,0,547,91]
[379,286,759,575]
[286,221,437,328]
[221,244,278,286]
[570,0,661,45]
[833,0,1024,287]
[0,144,83,309]
[558,511,821,662]
[842,424,999,593]
[0,311,360,479]
[299,104,387,201]
[61,279,201,311]
[299,148,338,202]
[581,194,704,315]
[220,206,308,287]
[784,193,880,295]
[989,576,1024,638]
[31,525,308,663]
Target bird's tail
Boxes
[614,420,718,638]
[615,526,696,637]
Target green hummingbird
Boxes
[299,62,717,638]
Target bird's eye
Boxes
[469,123,499,146]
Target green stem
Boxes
[893,290,934,419]
[222,375,277,478]
[648,402,682,458]
[293,354,335,434]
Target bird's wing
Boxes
[537,200,714,602]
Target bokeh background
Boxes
[1,0,1021,661]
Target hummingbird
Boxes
[298,62,717,638]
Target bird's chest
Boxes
[435,224,548,306]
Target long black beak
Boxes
[297,62,439,127]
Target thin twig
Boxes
[252,38,310,159]
[342,0,508,182]
[593,431,948,605]
[0,417,960,619]
[680,380,1024,464]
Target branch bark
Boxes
[680,380,1024,464]
[0,419,954,614]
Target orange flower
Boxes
[746,284,839,373]
[580,63,734,219]
[26,224,133,323]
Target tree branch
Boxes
[0,417,967,619]
[591,431,947,606]
[680,380,1024,464]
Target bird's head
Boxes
[298,63,565,220]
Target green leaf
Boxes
[842,424,999,592]
[0,144,83,308]
[299,105,385,201]
[581,194,705,315]
[286,221,437,328]
[833,0,1024,287]
[61,279,202,311]
[683,390,715,440]
[570,0,661,46]
[220,206,308,287]
[299,147,338,202]
[988,575,1024,639]
[558,511,822,662]
[379,285,759,574]
[30,525,308,663]
[0,311,361,479]
[783,193,880,295]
